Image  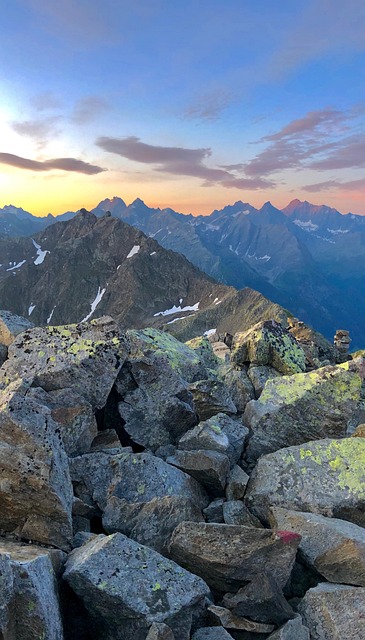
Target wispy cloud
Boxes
[303,177,365,193]
[0,152,106,174]
[71,96,110,124]
[183,89,236,121]
[30,91,63,112]
[11,116,62,147]
[96,135,273,189]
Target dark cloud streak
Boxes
[0,152,106,175]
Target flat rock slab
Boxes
[0,379,73,550]
[0,310,34,346]
[246,438,365,527]
[270,507,365,586]
[168,522,300,592]
[0,539,65,640]
[207,605,274,634]
[244,363,363,463]
[0,316,128,409]
[298,583,365,640]
[63,532,210,640]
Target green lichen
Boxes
[152,582,161,591]
[38,351,45,358]
[137,483,146,495]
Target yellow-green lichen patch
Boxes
[128,328,202,375]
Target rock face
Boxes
[63,532,211,640]
[298,583,365,639]
[270,508,365,586]
[168,522,300,592]
[0,379,73,550]
[0,539,65,640]
[246,438,365,526]
[0,316,129,409]
[0,310,34,346]
[244,362,363,462]
[231,320,306,375]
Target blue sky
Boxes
[0,0,364,215]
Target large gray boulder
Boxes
[266,616,310,640]
[270,508,365,586]
[0,379,73,550]
[245,438,365,527]
[231,320,306,375]
[188,379,237,421]
[244,362,363,463]
[70,450,208,552]
[0,539,65,640]
[63,533,211,640]
[0,310,34,346]
[219,366,255,412]
[167,449,230,496]
[117,350,197,451]
[0,316,129,409]
[169,522,300,592]
[298,583,365,639]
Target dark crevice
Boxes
[95,385,144,453]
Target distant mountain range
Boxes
[0,210,287,340]
[1,197,364,347]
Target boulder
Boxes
[0,539,65,640]
[231,320,306,375]
[0,316,128,409]
[178,414,248,468]
[266,616,310,640]
[127,328,207,382]
[167,450,230,496]
[0,342,7,367]
[245,438,365,526]
[247,365,281,398]
[220,366,255,412]
[70,450,208,552]
[27,386,97,457]
[270,507,365,586]
[244,363,363,463]
[192,627,233,639]
[117,349,197,451]
[0,310,34,346]
[63,533,211,640]
[203,498,225,523]
[225,465,249,501]
[146,622,175,639]
[0,379,73,550]
[185,336,220,372]
[188,380,237,421]
[298,583,365,639]
[169,522,300,592]
[207,605,275,634]
[222,573,295,625]
[223,501,263,527]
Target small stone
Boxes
[207,605,275,633]
[225,464,249,500]
[167,450,230,496]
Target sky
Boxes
[0,0,364,216]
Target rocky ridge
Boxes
[0,310,364,639]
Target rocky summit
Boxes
[0,309,364,639]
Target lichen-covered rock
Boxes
[247,365,281,398]
[185,336,220,373]
[167,450,230,496]
[127,328,207,382]
[0,379,73,550]
[266,616,310,640]
[231,320,306,375]
[192,627,233,639]
[270,508,365,586]
[188,379,237,421]
[246,438,365,526]
[70,450,208,552]
[223,501,263,527]
[298,583,365,639]
[0,316,128,409]
[0,539,65,640]
[0,310,34,346]
[168,522,300,592]
[244,363,363,463]
[27,386,97,457]
[146,622,175,639]
[63,533,211,640]
[288,318,339,368]
[117,349,197,451]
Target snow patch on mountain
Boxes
[81,287,106,322]
[28,304,35,315]
[32,239,50,265]
[204,328,217,337]
[327,228,349,235]
[6,260,26,271]
[47,306,56,324]
[154,301,200,317]
[127,245,140,258]
[293,219,319,232]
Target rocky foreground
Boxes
[0,311,365,639]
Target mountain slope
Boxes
[0,210,288,337]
